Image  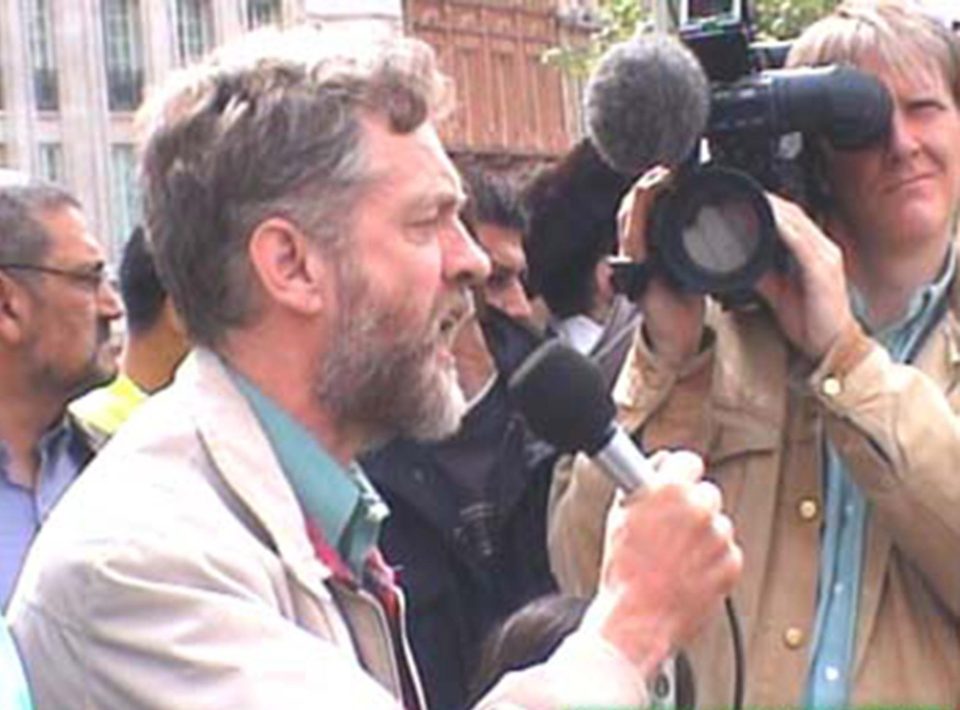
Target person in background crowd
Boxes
[454,166,544,374]
[457,166,534,326]
[523,139,637,386]
[467,594,589,704]
[0,177,123,608]
[362,169,557,710]
[70,225,189,437]
[468,593,696,708]
[9,26,740,709]
[549,2,960,707]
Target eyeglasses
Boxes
[0,262,111,291]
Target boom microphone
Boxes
[507,340,654,493]
[585,33,711,177]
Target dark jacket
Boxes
[362,310,558,710]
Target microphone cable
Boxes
[724,596,745,710]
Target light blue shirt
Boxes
[0,418,89,609]
[0,617,32,709]
[806,251,955,708]
[231,370,388,578]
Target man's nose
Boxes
[444,219,492,288]
[491,280,535,324]
[98,279,125,320]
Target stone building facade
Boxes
[0,0,402,256]
[0,0,592,256]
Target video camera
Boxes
[610,0,893,305]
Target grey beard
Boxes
[313,253,468,448]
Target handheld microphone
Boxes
[508,339,745,710]
[507,339,653,493]
[584,33,711,177]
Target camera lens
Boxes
[651,166,777,296]
[681,198,761,275]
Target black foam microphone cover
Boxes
[508,340,615,455]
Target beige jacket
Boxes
[10,348,652,709]
[549,283,960,708]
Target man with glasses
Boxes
[70,225,189,438]
[0,176,123,608]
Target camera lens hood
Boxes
[651,166,777,297]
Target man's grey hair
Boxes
[137,25,453,347]
[0,177,81,269]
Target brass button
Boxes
[822,376,842,398]
[798,497,819,521]
[783,626,805,649]
[652,671,671,699]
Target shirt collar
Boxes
[550,314,604,355]
[850,245,956,339]
[229,367,388,578]
[0,413,77,475]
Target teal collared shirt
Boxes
[231,369,389,579]
[806,249,955,709]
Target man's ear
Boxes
[247,218,327,316]
[0,273,33,345]
[161,297,188,338]
[593,258,615,310]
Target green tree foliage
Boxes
[753,0,842,39]
[545,0,842,73]
[543,0,643,74]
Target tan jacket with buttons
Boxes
[548,275,960,708]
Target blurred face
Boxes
[18,205,124,401]
[475,222,534,325]
[315,118,491,443]
[823,55,960,256]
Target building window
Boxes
[247,0,282,29]
[176,0,212,65]
[110,145,142,251]
[25,0,59,111]
[102,0,144,111]
[37,143,63,183]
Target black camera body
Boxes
[615,0,892,306]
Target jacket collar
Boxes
[912,249,960,389]
[182,348,336,599]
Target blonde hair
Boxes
[787,0,960,100]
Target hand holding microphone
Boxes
[586,450,741,676]
[510,342,742,679]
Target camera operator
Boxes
[549,1,960,707]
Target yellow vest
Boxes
[69,374,147,438]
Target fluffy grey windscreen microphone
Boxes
[585,33,711,177]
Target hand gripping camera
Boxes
[604,0,893,306]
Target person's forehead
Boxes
[361,119,464,206]
[476,222,524,257]
[37,205,105,261]
[859,51,952,97]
